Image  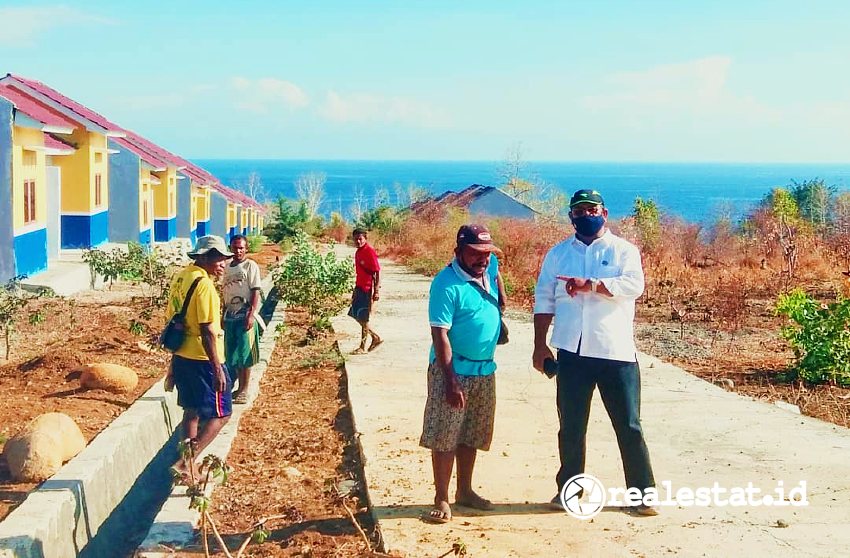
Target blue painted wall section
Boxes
[61,210,108,249]
[107,140,141,243]
[190,228,197,246]
[228,226,237,241]
[177,179,191,238]
[14,227,48,277]
[139,228,151,245]
[154,217,177,242]
[210,192,228,238]
[0,99,16,282]
[197,221,208,236]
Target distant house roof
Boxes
[1,73,265,213]
[0,84,77,132]
[409,184,538,218]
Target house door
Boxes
[46,166,61,259]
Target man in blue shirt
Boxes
[420,224,502,524]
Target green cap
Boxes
[569,189,605,208]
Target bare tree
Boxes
[235,171,266,202]
[349,185,366,223]
[498,141,526,187]
[294,172,326,220]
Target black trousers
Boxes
[555,349,655,494]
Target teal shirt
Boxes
[428,259,501,376]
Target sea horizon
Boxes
[194,159,850,224]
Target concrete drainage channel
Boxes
[0,279,284,558]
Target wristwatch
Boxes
[590,278,599,293]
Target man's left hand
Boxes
[372,289,380,302]
[244,314,255,332]
[557,275,591,297]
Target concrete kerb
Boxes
[134,274,284,557]
[0,377,182,558]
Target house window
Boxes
[22,150,37,168]
[94,173,102,207]
[142,198,149,226]
[94,152,103,164]
[23,179,36,224]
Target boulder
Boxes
[77,363,139,393]
[3,412,86,482]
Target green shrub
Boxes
[0,277,52,359]
[266,198,310,243]
[246,235,267,253]
[775,288,850,386]
[356,205,403,235]
[271,232,354,328]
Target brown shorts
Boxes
[419,361,496,452]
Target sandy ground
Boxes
[332,245,850,558]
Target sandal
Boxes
[455,492,494,511]
[233,391,248,405]
[422,502,452,524]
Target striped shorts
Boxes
[172,355,232,420]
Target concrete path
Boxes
[332,246,850,558]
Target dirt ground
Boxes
[0,284,170,521]
[171,309,384,557]
[0,243,284,524]
[634,296,850,428]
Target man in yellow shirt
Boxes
[168,235,233,479]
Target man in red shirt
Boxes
[348,228,383,354]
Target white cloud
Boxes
[0,5,114,46]
[230,77,309,114]
[580,56,780,126]
[319,90,451,129]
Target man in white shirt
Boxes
[222,235,263,405]
[532,189,657,516]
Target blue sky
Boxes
[2,0,849,162]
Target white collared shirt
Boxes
[533,230,644,362]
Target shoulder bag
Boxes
[159,276,204,353]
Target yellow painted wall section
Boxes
[152,167,177,220]
[89,132,108,211]
[227,202,236,229]
[203,188,211,221]
[11,126,47,232]
[240,207,248,230]
[53,127,91,213]
[190,183,199,229]
[139,167,151,229]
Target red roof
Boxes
[43,133,76,153]
[5,74,121,133]
[0,84,78,130]
[3,74,265,214]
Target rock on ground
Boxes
[78,363,139,393]
[2,412,86,482]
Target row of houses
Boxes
[0,73,266,283]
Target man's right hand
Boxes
[532,344,555,372]
[444,373,466,409]
[213,365,228,393]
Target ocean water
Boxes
[194,159,850,223]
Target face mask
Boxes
[571,214,605,236]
